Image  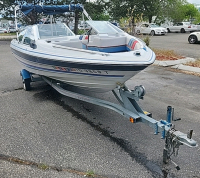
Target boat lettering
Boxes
[53,66,108,74]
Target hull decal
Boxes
[15,55,125,78]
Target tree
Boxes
[137,0,163,23]
[108,0,164,34]
[83,0,109,20]
[157,0,199,23]
[0,0,15,20]
[183,3,199,21]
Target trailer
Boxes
[20,69,197,170]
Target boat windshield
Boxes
[86,21,124,34]
[38,23,75,39]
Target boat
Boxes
[10,5,156,92]
[9,5,198,165]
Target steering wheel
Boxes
[86,28,92,42]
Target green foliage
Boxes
[193,13,200,24]
[37,163,49,170]
[77,29,85,35]
[1,0,200,28]
[0,0,15,20]
[109,0,166,24]
[183,4,199,20]
[85,170,95,177]
[83,0,109,21]
[166,1,199,22]
[143,35,150,47]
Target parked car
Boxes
[0,27,9,33]
[135,23,167,36]
[8,26,17,33]
[195,23,200,31]
[188,31,200,44]
[78,24,90,30]
[166,22,197,33]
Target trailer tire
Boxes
[23,78,31,91]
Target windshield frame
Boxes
[86,21,125,35]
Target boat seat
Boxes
[81,35,141,53]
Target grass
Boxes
[152,48,183,61]
[85,170,95,177]
[0,32,16,36]
[152,48,200,68]
[186,59,200,68]
[37,163,49,170]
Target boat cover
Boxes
[20,4,83,15]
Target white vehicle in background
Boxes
[188,31,200,44]
[8,26,17,33]
[195,23,200,31]
[0,27,9,33]
[135,23,167,36]
[166,22,197,33]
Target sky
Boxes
[187,0,200,4]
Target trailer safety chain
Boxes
[163,127,197,170]
[163,129,182,170]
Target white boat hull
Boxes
[12,47,148,92]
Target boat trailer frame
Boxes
[20,69,197,169]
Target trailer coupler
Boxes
[163,127,196,170]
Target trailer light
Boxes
[130,117,134,123]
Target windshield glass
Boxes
[86,21,123,34]
[38,23,75,39]
[150,24,160,27]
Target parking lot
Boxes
[0,32,200,178]
[149,32,200,59]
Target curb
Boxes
[154,57,200,74]
[0,35,16,41]
[171,64,200,73]
[153,57,196,67]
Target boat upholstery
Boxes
[81,35,141,53]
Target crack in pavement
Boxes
[0,154,108,178]
[0,87,24,96]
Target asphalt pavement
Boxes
[149,32,200,59]
[0,35,200,178]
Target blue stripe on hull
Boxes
[11,48,148,71]
[15,55,125,78]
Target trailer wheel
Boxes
[23,78,31,91]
